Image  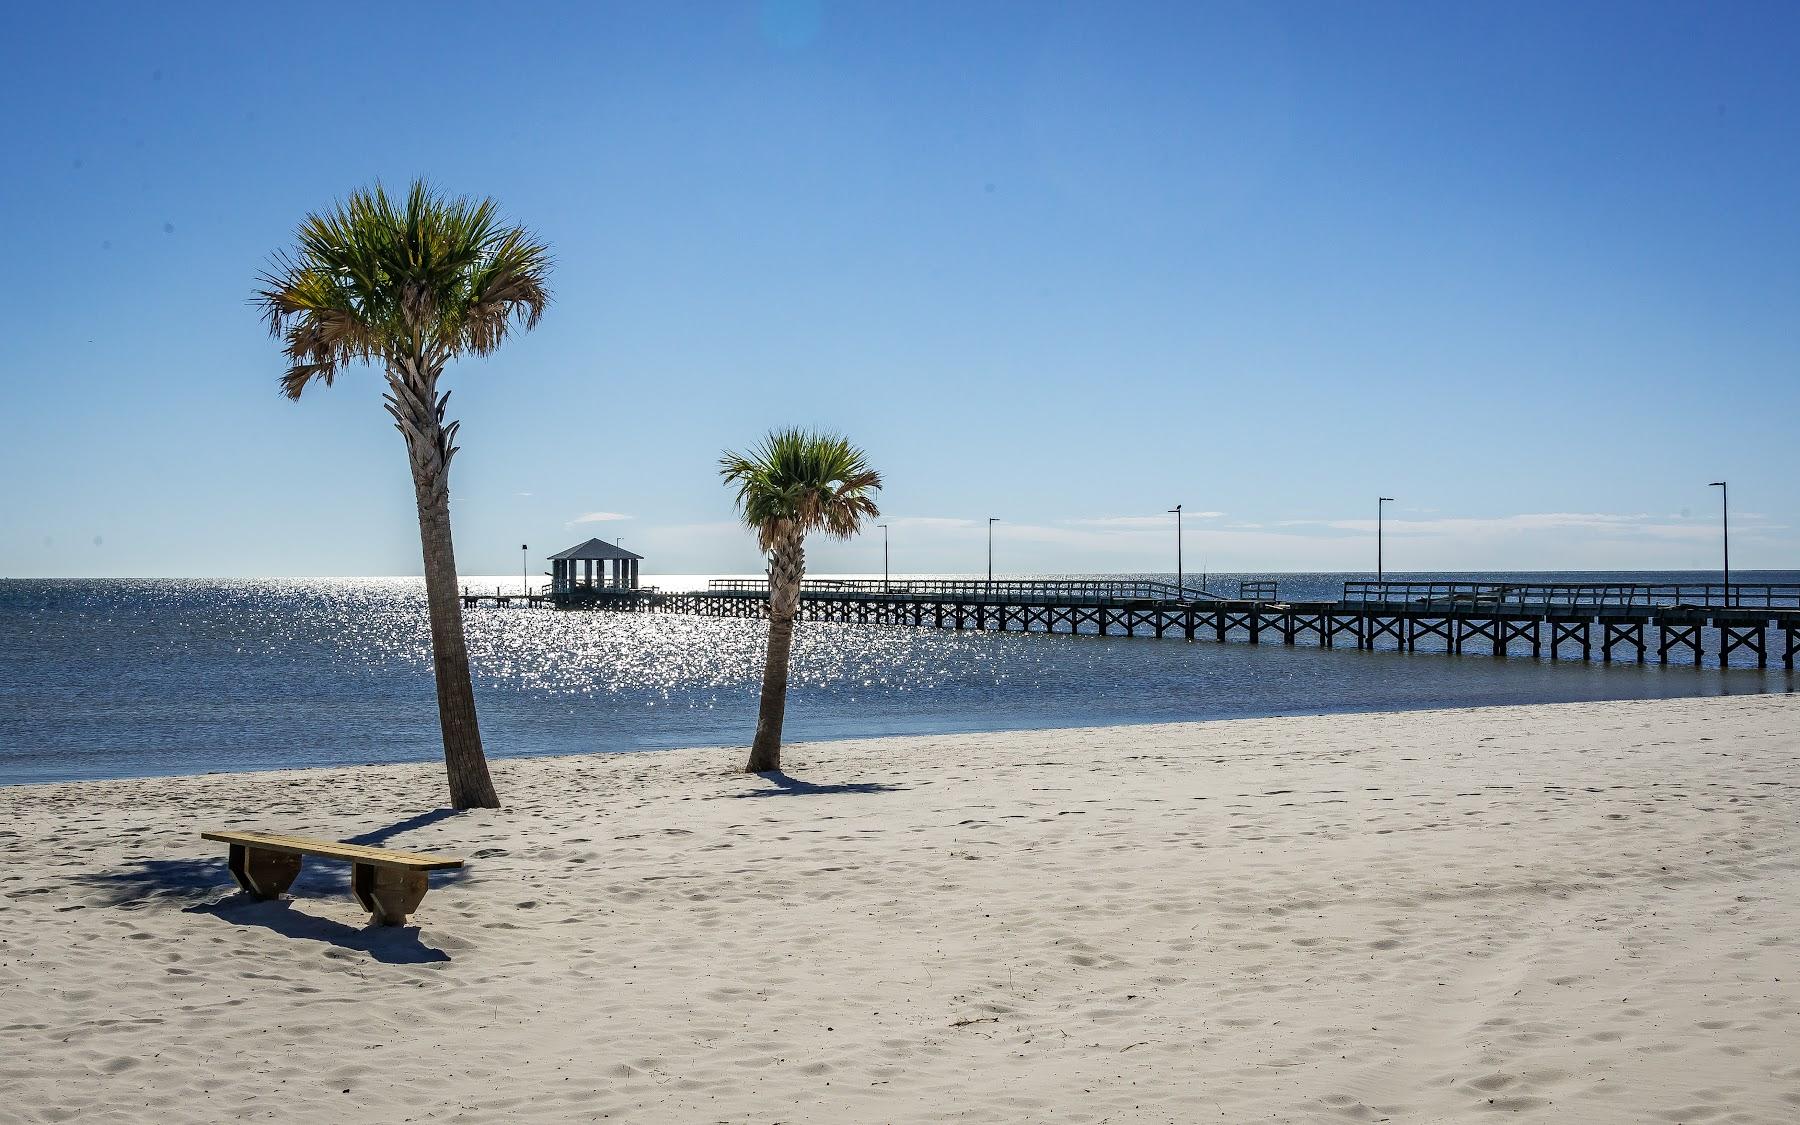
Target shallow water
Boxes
[1,574,1793,784]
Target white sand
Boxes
[2,694,1798,1123]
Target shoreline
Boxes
[6,684,1796,790]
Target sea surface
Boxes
[1,572,1794,785]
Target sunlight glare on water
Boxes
[0,576,1792,784]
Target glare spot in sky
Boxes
[758,0,822,51]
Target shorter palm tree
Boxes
[720,429,882,773]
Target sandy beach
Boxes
[2,694,1797,1123]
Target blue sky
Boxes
[2,1,1797,577]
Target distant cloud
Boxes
[1063,513,1223,528]
[876,513,1242,553]
[887,515,1193,552]
[888,516,981,531]
[592,505,1788,575]
[829,507,1786,573]
[1275,511,1783,542]
[884,513,1225,539]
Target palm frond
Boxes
[719,428,883,550]
[253,179,552,398]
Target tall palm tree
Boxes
[720,429,882,773]
[255,181,551,809]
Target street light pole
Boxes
[1710,481,1730,605]
[521,543,528,599]
[1377,497,1394,583]
[1168,505,1183,594]
[878,523,889,591]
[987,517,999,593]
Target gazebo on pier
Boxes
[549,538,644,596]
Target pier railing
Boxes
[1341,581,1800,612]
[1636,583,1800,609]
[707,578,1222,604]
[696,577,1800,612]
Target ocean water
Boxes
[1,572,1793,786]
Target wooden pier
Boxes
[460,587,554,609]
[495,578,1800,671]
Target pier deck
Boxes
[499,579,1800,670]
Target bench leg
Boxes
[352,863,429,926]
[227,844,302,900]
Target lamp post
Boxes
[1377,497,1394,583]
[1710,481,1730,606]
[521,544,528,599]
[987,517,999,593]
[878,523,889,591]
[1168,505,1183,595]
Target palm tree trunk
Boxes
[747,536,805,772]
[413,484,499,807]
[392,368,500,809]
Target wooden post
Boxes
[227,844,303,900]
[1718,621,1768,668]
[352,863,430,926]
[1550,619,1590,661]
[1658,621,1702,665]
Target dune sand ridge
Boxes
[2,694,1799,1123]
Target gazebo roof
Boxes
[549,537,644,562]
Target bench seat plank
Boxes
[201,829,465,871]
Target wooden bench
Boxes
[202,829,465,926]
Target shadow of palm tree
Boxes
[729,770,902,798]
[74,856,235,908]
[342,807,461,847]
[285,809,472,895]
[72,809,472,961]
